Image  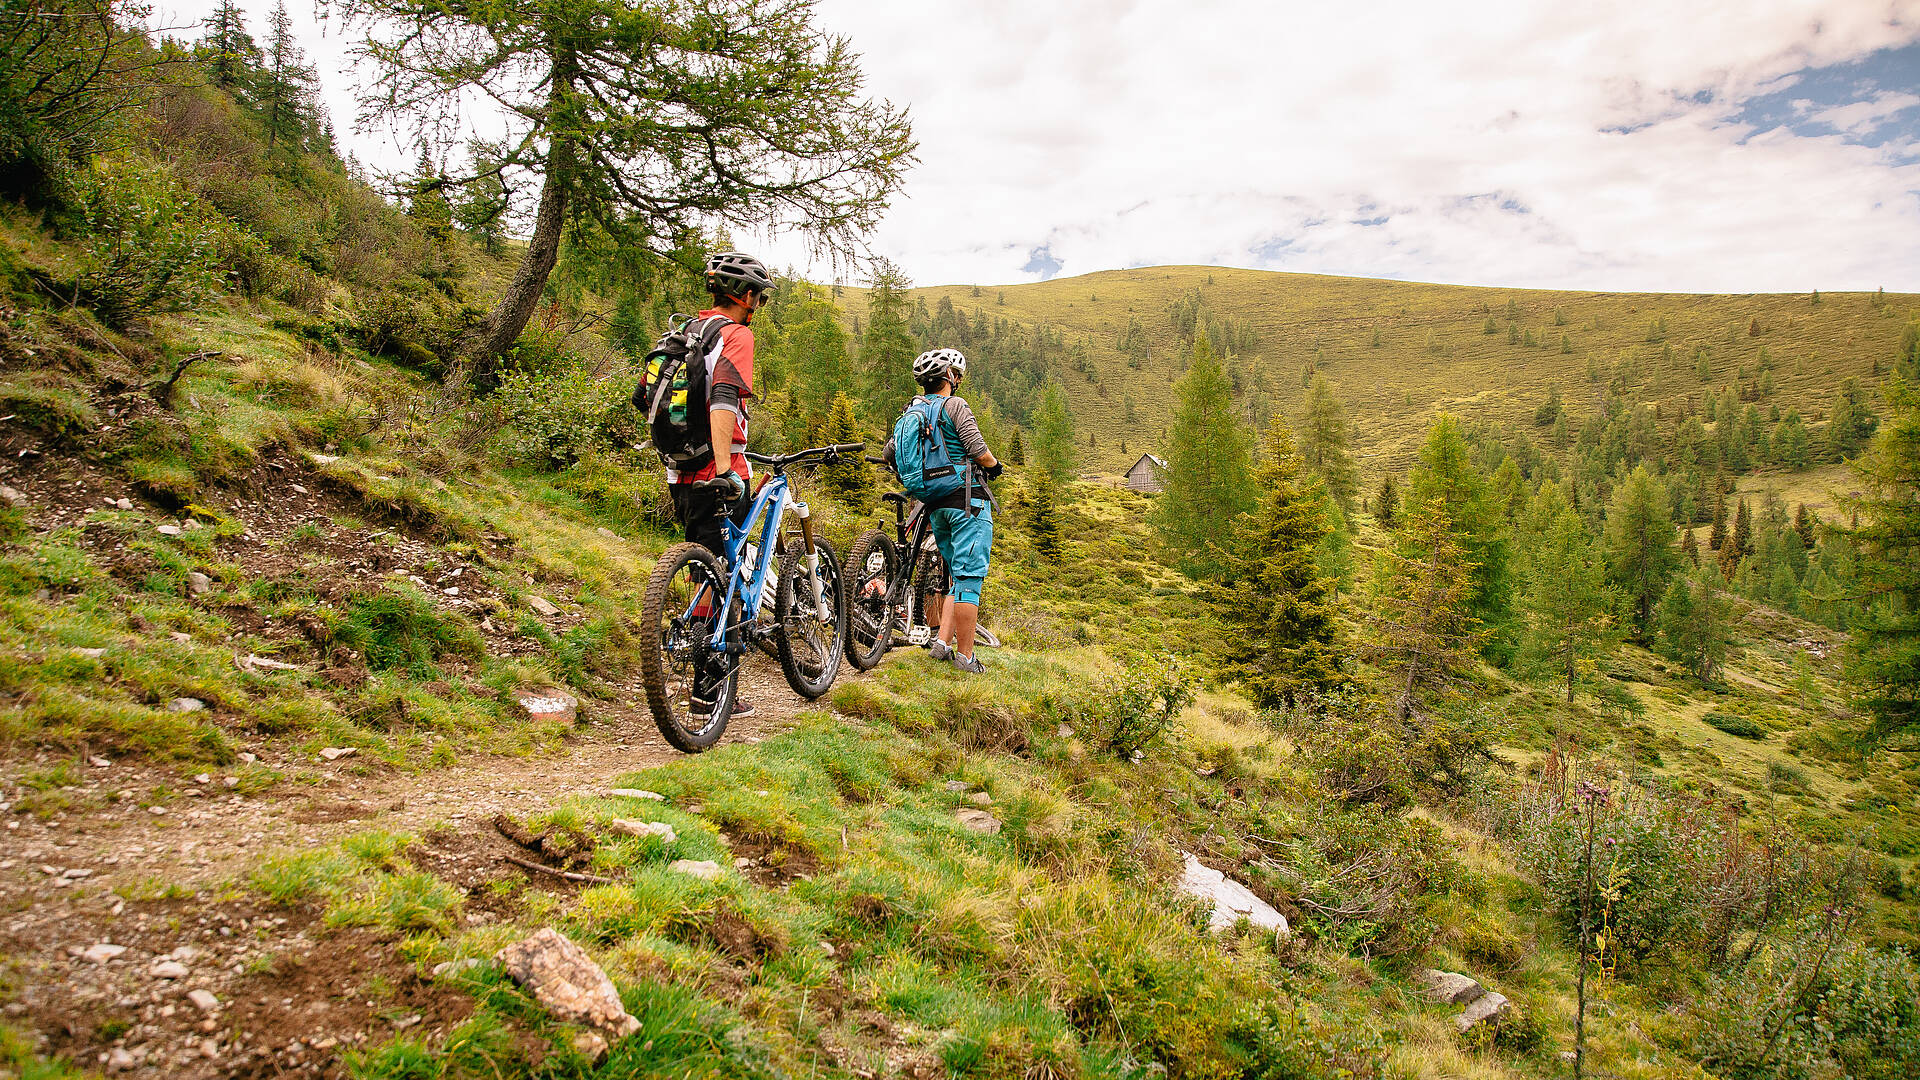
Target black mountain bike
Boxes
[841,457,999,671]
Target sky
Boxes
[146,1,1920,293]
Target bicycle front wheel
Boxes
[640,542,737,753]
[842,529,897,671]
[775,538,845,698]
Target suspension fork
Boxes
[791,498,829,621]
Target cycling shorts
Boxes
[930,499,992,606]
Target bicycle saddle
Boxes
[881,492,911,506]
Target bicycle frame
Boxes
[682,471,828,652]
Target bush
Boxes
[1704,711,1767,739]
[70,157,224,328]
[491,340,640,467]
[1080,654,1194,758]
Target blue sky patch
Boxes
[1728,43,1920,148]
[1020,244,1063,279]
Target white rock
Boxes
[318,747,356,761]
[114,498,133,511]
[186,572,211,595]
[149,960,189,979]
[955,808,1001,835]
[1177,852,1289,937]
[1456,991,1511,1033]
[431,957,490,978]
[241,654,302,672]
[571,1030,609,1062]
[495,928,640,1037]
[514,687,579,723]
[165,698,206,713]
[148,806,167,816]
[238,752,258,764]
[308,453,339,465]
[943,780,970,792]
[603,789,665,801]
[106,1047,139,1072]
[63,867,92,879]
[968,791,993,806]
[157,525,182,537]
[668,859,723,881]
[1417,969,1485,1005]
[607,819,676,844]
[185,989,219,1012]
[527,595,561,617]
[73,647,107,659]
[0,484,26,508]
[82,943,127,964]
[168,632,192,644]
[89,756,111,768]
[193,773,210,785]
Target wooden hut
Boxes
[1124,453,1167,494]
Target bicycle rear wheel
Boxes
[775,538,845,698]
[842,529,897,671]
[905,541,948,646]
[639,542,738,753]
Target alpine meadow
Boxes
[3,3,1920,1080]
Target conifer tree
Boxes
[857,261,918,428]
[1732,498,1753,557]
[1521,504,1618,702]
[1604,465,1679,639]
[261,0,317,149]
[1006,427,1025,466]
[202,0,257,90]
[1709,489,1729,550]
[1841,374,1920,747]
[1031,382,1077,488]
[1027,470,1062,563]
[1827,377,1879,461]
[1297,375,1359,512]
[1681,526,1699,566]
[1211,422,1342,705]
[1658,565,1732,682]
[1794,503,1817,549]
[1375,474,1400,529]
[452,140,512,254]
[820,392,873,508]
[407,149,453,240]
[1410,414,1514,658]
[1367,498,1485,720]
[1150,337,1253,574]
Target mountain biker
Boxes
[673,251,774,719]
[886,348,1003,673]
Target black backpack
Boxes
[633,313,731,471]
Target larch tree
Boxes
[1657,564,1732,683]
[820,392,873,508]
[260,0,317,149]
[1521,504,1618,702]
[1366,497,1485,721]
[1210,421,1341,706]
[1150,336,1253,574]
[1409,414,1514,656]
[1027,469,1063,563]
[856,259,918,427]
[1297,375,1359,512]
[1604,465,1679,640]
[1031,382,1078,489]
[1375,473,1400,529]
[1006,428,1025,466]
[1842,375,1920,748]
[333,0,915,364]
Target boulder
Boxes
[0,484,26,508]
[1177,852,1289,937]
[955,808,1001,835]
[668,859,723,881]
[1456,991,1511,1033]
[185,989,220,1013]
[318,747,356,761]
[603,788,665,801]
[1417,968,1485,1005]
[527,595,561,617]
[515,687,580,725]
[82,943,127,964]
[186,572,211,595]
[148,960,189,979]
[165,698,206,713]
[495,928,640,1037]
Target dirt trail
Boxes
[0,653,858,1078]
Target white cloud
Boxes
[146,0,1920,292]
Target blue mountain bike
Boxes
[639,443,862,752]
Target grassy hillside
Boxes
[849,268,1917,476]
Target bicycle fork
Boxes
[792,500,830,622]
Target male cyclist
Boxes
[887,348,1002,673]
[671,251,773,719]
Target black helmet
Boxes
[705,251,774,298]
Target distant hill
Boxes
[846,267,1916,476]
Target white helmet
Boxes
[913,347,966,385]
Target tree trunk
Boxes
[478,137,572,360]
[477,54,577,362]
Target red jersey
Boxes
[666,310,754,483]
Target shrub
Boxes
[70,157,224,328]
[492,342,640,467]
[1704,711,1767,739]
[1082,654,1194,758]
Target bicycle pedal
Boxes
[906,626,931,646]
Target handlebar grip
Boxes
[832,442,866,454]
[865,455,886,464]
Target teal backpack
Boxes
[892,396,966,501]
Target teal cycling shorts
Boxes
[930,500,992,606]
